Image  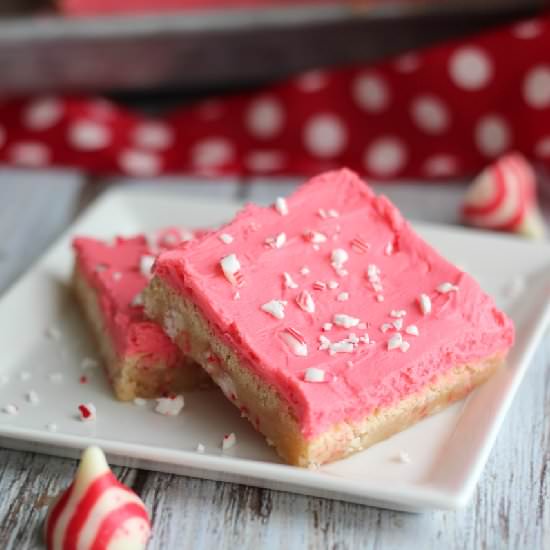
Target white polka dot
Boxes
[512,20,543,39]
[191,138,234,169]
[423,155,458,177]
[449,47,493,91]
[394,53,421,73]
[118,149,161,176]
[535,136,550,158]
[9,142,50,167]
[295,70,328,92]
[475,115,511,158]
[365,137,407,177]
[68,121,111,151]
[523,65,550,109]
[246,97,284,139]
[23,97,63,131]
[410,95,450,135]
[245,150,285,172]
[133,122,174,150]
[303,114,347,158]
[353,73,390,113]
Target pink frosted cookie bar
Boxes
[73,228,209,401]
[143,170,515,466]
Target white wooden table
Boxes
[0,169,548,550]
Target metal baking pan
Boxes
[0,0,543,94]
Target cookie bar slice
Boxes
[144,169,515,466]
[73,229,208,401]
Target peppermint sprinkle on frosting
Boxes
[300,266,310,275]
[351,236,370,254]
[283,272,299,289]
[304,230,327,244]
[281,328,308,357]
[327,280,339,289]
[400,341,411,352]
[387,333,403,350]
[313,280,326,291]
[384,242,394,256]
[304,368,326,383]
[322,322,333,331]
[337,292,349,302]
[331,248,349,270]
[275,197,288,216]
[390,310,407,318]
[418,294,432,315]
[296,290,315,313]
[219,233,234,244]
[139,254,155,278]
[393,318,403,330]
[333,313,360,328]
[220,254,243,286]
[405,325,419,336]
[437,282,459,293]
[261,299,287,319]
[265,232,286,249]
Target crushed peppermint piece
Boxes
[283,272,299,289]
[219,233,234,244]
[397,450,412,464]
[376,295,385,302]
[437,282,459,293]
[304,367,326,383]
[81,357,99,370]
[296,290,315,313]
[48,372,63,384]
[281,328,308,357]
[78,403,97,422]
[359,333,370,344]
[331,248,349,269]
[333,314,360,328]
[405,325,419,336]
[322,322,333,331]
[327,209,339,218]
[46,423,58,433]
[112,271,123,281]
[351,236,370,253]
[318,335,331,351]
[330,340,355,354]
[265,232,287,249]
[222,432,237,450]
[387,333,403,351]
[131,292,144,307]
[304,230,327,244]
[400,341,411,352]
[312,280,326,291]
[220,254,244,286]
[155,395,185,416]
[418,294,432,316]
[196,443,205,453]
[261,299,287,319]
[45,326,62,341]
[3,404,18,415]
[390,310,407,318]
[300,266,310,275]
[337,292,349,302]
[393,318,403,331]
[19,371,31,381]
[274,197,288,216]
[133,398,147,406]
[384,242,394,256]
[25,390,39,405]
[327,280,339,289]
[139,254,156,277]
[318,208,327,219]
[348,333,359,344]
[233,291,240,300]
[380,323,392,333]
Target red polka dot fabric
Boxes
[0,14,549,180]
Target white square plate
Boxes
[0,189,549,512]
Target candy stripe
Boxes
[63,472,132,550]
[46,483,75,550]
[462,160,506,217]
[90,503,150,550]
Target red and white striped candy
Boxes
[462,152,546,238]
[45,446,151,550]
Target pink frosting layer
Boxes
[154,169,515,439]
[73,229,194,365]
